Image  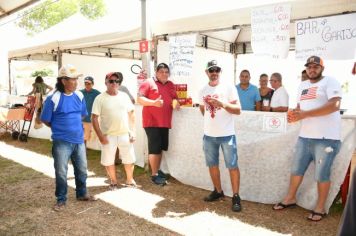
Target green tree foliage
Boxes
[17,0,106,35]
[31,68,54,77]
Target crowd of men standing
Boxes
[36,55,354,234]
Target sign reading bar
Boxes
[295,13,356,60]
[251,3,291,59]
[169,34,196,77]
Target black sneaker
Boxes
[158,170,170,180]
[204,189,224,202]
[232,193,242,212]
[151,175,167,186]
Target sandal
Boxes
[273,202,297,210]
[307,211,326,222]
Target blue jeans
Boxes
[203,135,238,169]
[52,140,88,203]
[291,137,341,182]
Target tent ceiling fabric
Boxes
[0,0,39,19]
[8,0,356,60]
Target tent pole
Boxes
[152,36,158,68]
[8,59,11,94]
[234,53,237,85]
[140,0,150,171]
[140,0,151,78]
[57,50,62,69]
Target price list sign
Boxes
[251,3,291,59]
[169,34,196,77]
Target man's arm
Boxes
[137,95,163,107]
[255,89,262,111]
[199,105,205,116]
[291,97,341,122]
[255,101,261,111]
[271,106,288,112]
[208,98,240,115]
[128,110,136,142]
[91,114,108,144]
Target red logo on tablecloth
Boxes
[269,117,281,128]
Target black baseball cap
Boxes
[84,76,94,83]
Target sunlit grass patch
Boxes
[0,157,44,184]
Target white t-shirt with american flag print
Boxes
[297,76,342,140]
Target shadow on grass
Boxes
[0,133,146,180]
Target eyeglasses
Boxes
[84,82,92,85]
[208,68,221,73]
[108,79,120,84]
[269,80,278,82]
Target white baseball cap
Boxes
[58,64,83,78]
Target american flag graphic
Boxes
[300,86,318,100]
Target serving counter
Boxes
[131,107,356,212]
[25,103,356,212]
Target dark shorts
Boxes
[144,127,169,154]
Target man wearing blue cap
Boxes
[81,76,100,143]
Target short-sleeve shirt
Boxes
[80,88,100,122]
[138,78,177,128]
[236,84,261,111]
[41,91,87,144]
[33,82,48,95]
[91,92,134,136]
[199,83,239,137]
[270,86,289,108]
[297,76,342,140]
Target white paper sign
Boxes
[295,13,356,60]
[169,34,196,77]
[251,3,291,59]
[263,114,287,133]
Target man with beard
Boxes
[273,56,342,222]
[199,60,242,212]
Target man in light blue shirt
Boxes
[236,70,261,111]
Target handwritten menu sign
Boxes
[251,3,291,59]
[295,13,356,60]
[169,34,196,77]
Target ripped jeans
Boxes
[291,137,341,182]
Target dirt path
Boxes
[0,136,344,235]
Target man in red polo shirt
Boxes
[138,63,180,186]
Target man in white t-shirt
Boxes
[92,72,138,190]
[199,60,242,212]
[270,72,289,112]
[273,56,342,222]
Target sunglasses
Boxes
[208,68,221,73]
[108,79,120,84]
[84,82,92,85]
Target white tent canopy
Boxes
[8,0,356,61]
